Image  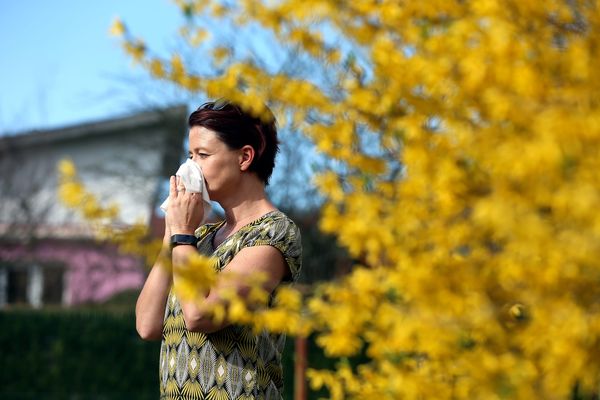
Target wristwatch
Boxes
[170,234,199,249]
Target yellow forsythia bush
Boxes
[71,1,600,398]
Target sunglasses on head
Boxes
[200,99,243,114]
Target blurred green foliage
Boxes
[0,309,159,399]
[0,309,343,399]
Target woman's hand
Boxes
[167,175,205,235]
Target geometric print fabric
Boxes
[159,211,302,400]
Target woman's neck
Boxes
[218,176,276,228]
[223,200,274,227]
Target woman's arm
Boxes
[172,243,287,333]
[135,234,172,341]
[165,175,288,333]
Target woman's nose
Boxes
[191,157,202,167]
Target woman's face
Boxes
[188,126,242,201]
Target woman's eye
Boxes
[189,152,209,159]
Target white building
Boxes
[0,105,188,308]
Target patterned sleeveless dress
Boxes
[159,210,302,400]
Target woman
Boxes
[135,100,302,400]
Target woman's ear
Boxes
[239,145,255,171]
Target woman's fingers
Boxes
[167,175,204,233]
[176,176,186,193]
[169,176,178,198]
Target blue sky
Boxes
[0,1,322,210]
[0,0,186,134]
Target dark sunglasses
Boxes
[200,99,243,114]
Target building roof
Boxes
[0,105,188,148]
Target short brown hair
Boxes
[188,100,279,185]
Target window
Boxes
[42,265,64,305]
[7,268,28,304]
[0,262,65,308]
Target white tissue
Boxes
[160,159,211,223]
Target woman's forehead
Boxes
[189,126,222,148]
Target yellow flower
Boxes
[190,28,209,47]
[255,308,291,332]
[212,46,230,64]
[58,181,85,207]
[210,3,227,17]
[174,253,217,294]
[123,39,146,62]
[273,286,302,311]
[148,58,166,78]
[170,54,185,81]
[227,297,253,324]
[57,159,76,180]
[109,17,126,37]
[316,330,362,357]
[82,196,103,219]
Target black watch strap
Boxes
[170,234,199,249]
